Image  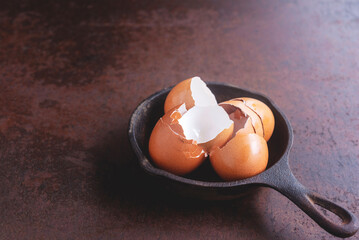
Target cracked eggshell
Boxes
[164,76,217,113]
[149,105,206,175]
[209,132,268,181]
[164,78,193,113]
[220,100,264,138]
[238,97,275,141]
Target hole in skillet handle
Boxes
[128,82,291,200]
[263,158,359,238]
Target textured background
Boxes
[0,0,358,239]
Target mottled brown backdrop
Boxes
[0,0,358,239]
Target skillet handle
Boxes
[262,159,359,238]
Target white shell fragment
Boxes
[178,105,233,144]
[190,76,218,107]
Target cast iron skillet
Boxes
[128,82,359,238]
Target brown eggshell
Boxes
[236,117,255,135]
[161,104,186,135]
[238,97,275,141]
[149,107,206,175]
[220,100,264,138]
[198,122,234,153]
[209,133,268,181]
[164,78,195,113]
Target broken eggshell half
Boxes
[149,103,234,175]
[220,100,265,139]
[236,97,275,141]
[164,76,217,113]
[210,130,268,181]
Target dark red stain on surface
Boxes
[0,0,358,239]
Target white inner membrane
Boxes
[178,105,233,144]
[190,77,218,107]
[176,103,187,115]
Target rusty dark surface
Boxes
[0,0,358,239]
